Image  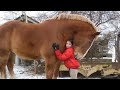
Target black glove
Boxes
[52,43,59,50]
[56,44,59,49]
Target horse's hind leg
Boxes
[1,66,7,79]
[0,49,10,79]
[7,52,15,79]
[45,56,57,79]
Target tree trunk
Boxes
[116,33,120,63]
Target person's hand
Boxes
[52,43,59,50]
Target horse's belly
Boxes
[12,48,41,60]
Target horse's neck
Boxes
[60,29,74,41]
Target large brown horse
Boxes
[0,13,100,79]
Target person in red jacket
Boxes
[52,39,80,79]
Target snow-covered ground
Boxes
[6,65,71,79]
[6,65,101,79]
[13,65,46,79]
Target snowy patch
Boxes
[6,65,71,79]
[6,65,101,79]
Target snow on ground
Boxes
[6,65,70,79]
[6,65,101,79]
[14,65,46,79]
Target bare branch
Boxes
[96,16,118,27]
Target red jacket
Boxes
[55,47,80,69]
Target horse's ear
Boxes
[96,32,101,35]
[94,32,100,36]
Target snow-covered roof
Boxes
[15,14,39,24]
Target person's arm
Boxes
[55,49,72,61]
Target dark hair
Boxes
[67,39,73,45]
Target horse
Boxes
[0,13,100,79]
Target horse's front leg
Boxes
[45,56,57,79]
[53,60,61,79]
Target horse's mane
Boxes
[2,13,98,32]
[46,13,98,32]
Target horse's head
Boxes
[73,30,100,60]
[47,13,100,60]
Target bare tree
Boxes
[2,11,22,20]
[33,11,58,22]
[109,20,120,62]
